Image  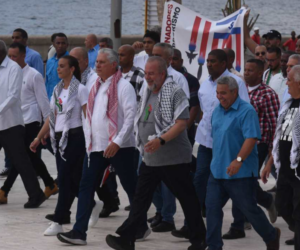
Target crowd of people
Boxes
[0,8,300,250]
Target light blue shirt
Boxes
[195,69,250,148]
[281,88,291,107]
[25,47,44,77]
[88,44,99,69]
[211,96,261,179]
[45,51,69,99]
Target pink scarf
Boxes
[86,70,122,153]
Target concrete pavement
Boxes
[0,148,294,250]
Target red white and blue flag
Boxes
[161,2,246,82]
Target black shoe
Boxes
[24,194,46,209]
[45,213,71,224]
[285,237,295,245]
[99,205,119,218]
[124,205,131,211]
[222,228,245,240]
[147,213,162,228]
[171,225,190,239]
[57,230,87,245]
[106,234,135,250]
[152,221,175,233]
[0,168,10,179]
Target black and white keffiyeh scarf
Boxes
[81,67,92,86]
[50,76,80,160]
[134,76,189,155]
[272,97,300,180]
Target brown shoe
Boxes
[44,183,59,199]
[266,227,281,250]
[0,189,7,204]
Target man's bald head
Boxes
[118,44,135,70]
[0,40,7,63]
[85,34,98,49]
[69,47,89,73]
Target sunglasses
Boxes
[255,52,266,56]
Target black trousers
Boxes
[116,162,206,245]
[0,125,43,200]
[276,173,300,250]
[53,129,85,224]
[1,122,54,196]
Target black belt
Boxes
[55,127,83,140]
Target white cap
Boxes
[254,27,259,31]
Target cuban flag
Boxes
[161,2,246,82]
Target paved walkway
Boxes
[0,148,294,250]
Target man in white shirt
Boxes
[0,40,46,208]
[70,47,121,218]
[133,31,160,70]
[0,43,58,203]
[263,47,286,102]
[57,48,147,245]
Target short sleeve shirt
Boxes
[54,84,89,132]
[211,96,261,179]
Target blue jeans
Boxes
[152,182,176,224]
[206,175,277,250]
[193,145,212,205]
[73,148,140,240]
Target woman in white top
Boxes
[30,55,89,235]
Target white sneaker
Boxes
[88,200,104,228]
[44,222,64,236]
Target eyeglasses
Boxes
[255,52,266,56]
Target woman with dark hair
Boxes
[30,55,91,235]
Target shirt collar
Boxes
[209,69,230,83]
[219,95,241,111]
[54,51,69,60]
[100,75,113,84]
[0,56,9,68]
[89,44,99,52]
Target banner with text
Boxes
[161,1,246,82]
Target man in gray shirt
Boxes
[106,56,206,250]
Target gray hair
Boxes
[217,76,239,90]
[98,48,119,66]
[290,65,300,82]
[147,56,168,75]
[154,43,174,57]
[290,54,300,64]
[0,40,7,56]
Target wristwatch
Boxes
[237,156,243,163]
[158,137,166,145]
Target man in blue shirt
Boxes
[12,28,44,77]
[84,34,99,69]
[45,33,69,99]
[206,76,280,250]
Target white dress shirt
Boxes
[88,76,137,152]
[195,69,250,148]
[263,69,287,103]
[85,69,98,92]
[21,64,50,124]
[168,66,190,98]
[133,54,149,70]
[0,56,24,130]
